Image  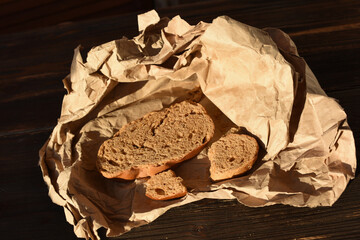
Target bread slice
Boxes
[208,132,259,181]
[97,101,215,180]
[145,170,187,200]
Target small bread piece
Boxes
[97,101,215,180]
[208,133,259,181]
[145,170,187,200]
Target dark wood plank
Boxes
[0,13,139,79]
[0,130,77,240]
[0,0,154,34]
[158,0,360,30]
[299,48,360,92]
[0,90,64,134]
[0,0,53,17]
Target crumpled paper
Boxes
[39,10,356,239]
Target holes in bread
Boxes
[229,157,235,162]
[151,127,156,136]
[132,143,145,149]
[202,136,207,144]
[107,160,120,167]
[184,111,197,117]
[155,188,165,195]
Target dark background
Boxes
[0,0,202,35]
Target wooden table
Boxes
[1,0,359,239]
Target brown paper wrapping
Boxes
[39,10,356,239]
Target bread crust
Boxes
[145,190,187,201]
[97,101,215,180]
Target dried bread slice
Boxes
[145,170,187,200]
[97,101,215,180]
[208,131,259,181]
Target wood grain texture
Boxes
[0,0,154,34]
[0,0,359,239]
[0,130,77,239]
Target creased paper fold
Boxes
[39,10,356,239]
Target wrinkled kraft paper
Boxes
[39,10,356,239]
